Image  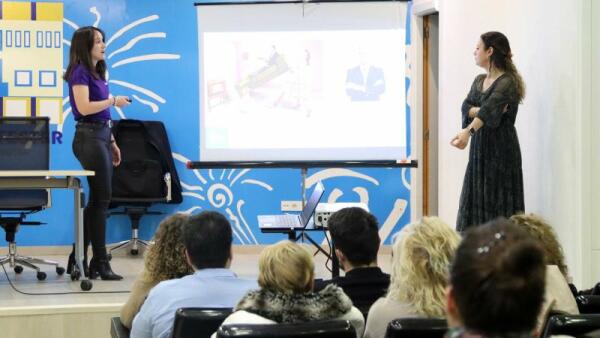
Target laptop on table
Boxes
[258,181,325,231]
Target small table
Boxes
[0,170,94,290]
[260,221,340,278]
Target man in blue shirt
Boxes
[130,211,258,338]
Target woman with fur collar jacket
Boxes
[212,241,364,338]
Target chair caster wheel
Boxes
[14,265,23,274]
[130,249,139,256]
[70,269,81,281]
[107,253,112,261]
[37,271,47,281]
[56,266,65,275]
[81,280,93,291]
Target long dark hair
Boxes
[480,31,525,103]
[450,218,545,335]
[63,26,107,82]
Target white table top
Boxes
[0,170,94,177]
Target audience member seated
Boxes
[510,213,579,333]
[120,213,194,329]
[214,240,365,338]
[364,217,460,338]
[130,211,258,338]
[445,218,546,338]
[314,207,390,314]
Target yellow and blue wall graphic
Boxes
[0,1,63,124]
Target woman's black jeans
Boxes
[72,122,113,259]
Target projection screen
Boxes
[197,1,408,161]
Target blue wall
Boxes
[8,0,412,246]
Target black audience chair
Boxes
[542,314,600,338]
[583,328,600,338]
[385,318,447,338]
[593,282,600,295]
[578,295,600,314]
[108,119,182,257]
[171,307,233,338]
[110,317,130,338]
[0,117,64,280]
[217,320,356,338]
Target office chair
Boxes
[0,117,64,280]
[216,320,356,338]
[110,317,130,338]
[172,307,233,338]
[385,318,447,338]
[108,119,182,257]
[577,295,600,314]
[542,314,600,338]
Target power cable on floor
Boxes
[1,264,130,295]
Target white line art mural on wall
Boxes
[172,151,409,245]
[59,8,180,133]
[306,169,408,244]
[172,152,275,245]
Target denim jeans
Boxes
[72,123,113,258]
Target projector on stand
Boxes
[314,202,369,228]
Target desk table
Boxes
[261,222,340,278]
[0,170,94,290]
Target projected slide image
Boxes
[345,48,386,102]
[204,37,322,117]
[199,27,407,159]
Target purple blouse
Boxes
[67,63,111,121]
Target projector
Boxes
[314,203,369,228]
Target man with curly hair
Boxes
[131,211,258,338]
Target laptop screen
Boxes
[299,181,325,225]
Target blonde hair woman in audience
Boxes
[510,213,569,278]
[364,217,460,338]
[120,213,193,328]
[509,213,579,334]
[214,240,364,338]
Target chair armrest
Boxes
[577,295,600,314]
[164,172,172,202]
[110,317,130,338]
[543,314,600,338]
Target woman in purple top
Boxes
[63,26,130,280]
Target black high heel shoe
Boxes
[66,244,88,277]
[88,256,122,281]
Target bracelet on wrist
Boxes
[112,96,116,106]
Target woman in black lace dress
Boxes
[451,31,526,231]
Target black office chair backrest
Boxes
[577,295,600,314]
[111,119,182,204]
[217,320,356,338]
[542,314,600,338]
[0,117,49,209]
[385,318,447,338]
[171,307,233,338]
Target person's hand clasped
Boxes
[451,128,470,150]
[113,96,132,108]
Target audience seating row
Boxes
[542,314,600,338]
[110,296,600,338]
